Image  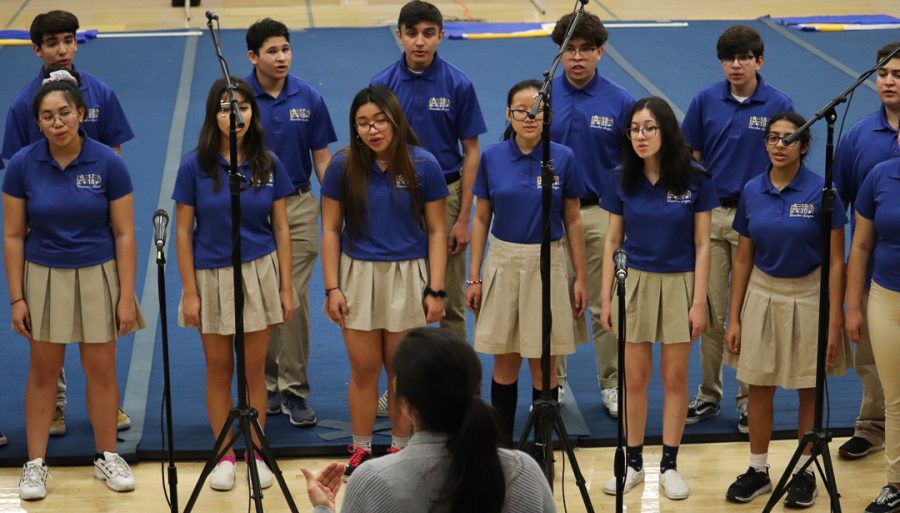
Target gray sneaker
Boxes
[282,395,317,427]
[376,390,389,417]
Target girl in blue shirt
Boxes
[3,74,142,499]
[724,112,847,507]
[599,96,717,500]
[846,128,900,513]
[173,77,294,492]
[466,79,588,449]
[320,86,447,480]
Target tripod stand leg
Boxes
[761,439,806,512]
[249,413,301,513]
[550,410,595,513]
[184,411,239,512]
[818,438,843,513]
[240,414,265,511]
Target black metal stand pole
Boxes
[157,243,179,513]
[760,42,900,513]
[183,13,299,513]
[614,263,627,513]
[515,2,594,512]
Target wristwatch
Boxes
[423,286,447,298]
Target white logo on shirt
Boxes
[76,173,102,189]
[395,176,409,188]
[666,190,693,204]
[85,108,100,122]
[748,115,768,131]
[590,115,615,131]
[789,203,816,218]
[536,175,561,190]
[428,97,451,112]
[289,108,310,122]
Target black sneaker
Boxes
[282,395,317,427]
[784,470,817,508]
[685,397,720,425]
[866,485,900,513]
[725,466,772,503]
[342,445,372,482]
[738,412,749,434]
[266,390,282,414]
[0,432,7,447]
[839,436,883,460]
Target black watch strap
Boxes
[423,286,447,298]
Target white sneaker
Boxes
[209,459,236,491]
[660,469,690,500]
[94,451,135,492]
[601,387,619,418]
[19,458,49,500]
[604,466,644,495]
[248,457,274,489]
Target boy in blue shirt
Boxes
[681,25,793,432]
[832,41,900,461]
[244,18,337,427]
[549,11,634,417]
[1,10,135,439]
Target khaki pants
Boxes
[557,205,618,389]
[698,207,748,408]
[440,179,467,340]
[853,291,886,445]
[266,192,318,399]
[867,282,900,482]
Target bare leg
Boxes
[383,330,411,438]
[25,340,66,460]
[749,385,776,455]
[797,387,815,455]
[201,333,236,458]
[243,328,271,448]
[660,342,692,447]
[625,342,653,446]
[80,341,120,453]
[344,329,383,437]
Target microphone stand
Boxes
[516,2,594,512]
[613,250,628,513]
[761,42,900,513]
[154,212,178,513]
[183,13,300,513]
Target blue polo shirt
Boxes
[2,135,133,268]
[601,166,718,273]
[171,151,293,269]
[855,158,900,292]
[371,53,487,176]
[681,75,794,201]
[320,146,448,261]
[246,70,337,190]
[2,67,134,161]
[473,138,584,244]
[733,165,847,279]
[833,105,899,212]
[549,72,634,200]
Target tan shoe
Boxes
[117,408,132,431]
[49,406,67,437]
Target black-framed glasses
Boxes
[764,134,799,147]
[508,109,544,122]
[355,119,390,133]
[626,126,659,140]
[720,54,757,66]
[564,45,598,56]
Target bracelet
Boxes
[465,279,482,285]
[10,298,24,306]
[325,286,340,296]
[423,286,447,298]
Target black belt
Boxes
[296,182,311,195]
[580,195,600,207]
[719,196,740,209]
[444,171,461,185]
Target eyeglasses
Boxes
[355,119,390,133]
[508,109,544,122]
[626,126,659,140]
[38,109,77,126]
[563,45,598,57]
[764,134,799,147]
[720,54,757,66]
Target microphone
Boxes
[205,11,219,21]
[783,129,802,146]
[614,248,628,282]
[153,209,169,250]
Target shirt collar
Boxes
[505,136,540,162]
[559,71,599,97]
[33,130,97,166]
[400,52,441,81]
[762,163,811,194]
[247,69,299,100]
[875,104,899,132]
[720,74,768,103]
[408,430,450,447]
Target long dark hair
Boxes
[196,77,273,192]
[341,86,421,240]
[620,96,698,196]
[502,79,542,141]
[394,328,506,513]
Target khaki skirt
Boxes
[725,267,850,389]
[24,259,145,344]
[179,251,287,335]
[473,238,588,358]
[335,252,428,332]
[613,268,696,344]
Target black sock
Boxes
[491,379,517,446]
[660,444,679,473]
[531,386,559,402]
[626,445,643,471]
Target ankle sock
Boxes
[351,435,372,452]
[749,452,768,472]
[219,454,236,464]
[531,386,560,403]
[795,454,812,475]
[391,436,409,450]
[660,444,679,473]
[626,445,643,471]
